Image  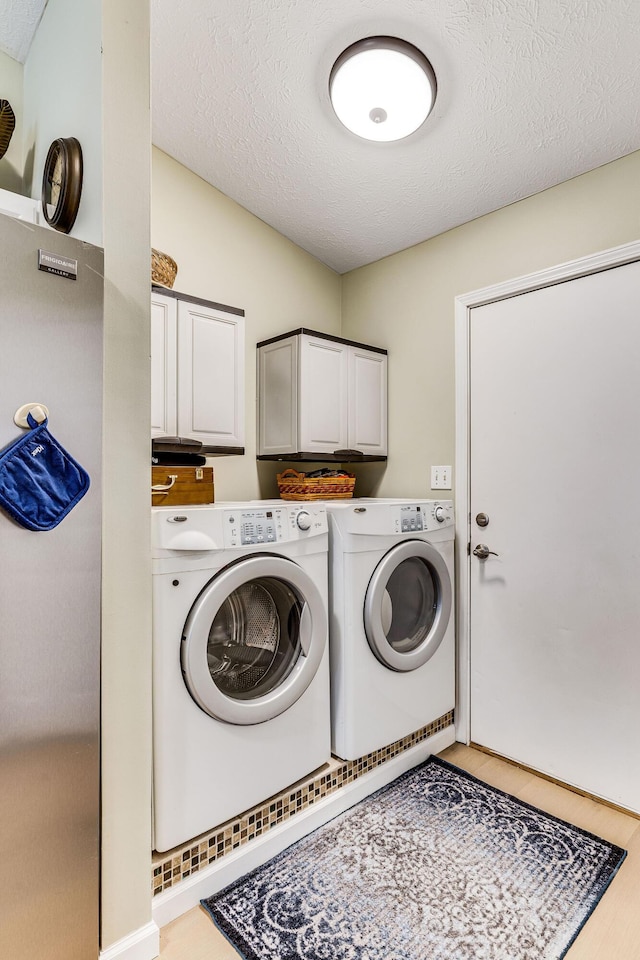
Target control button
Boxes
[296,510,312,531]
[434,505,446,523]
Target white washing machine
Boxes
[326,498,455,761]
[152,501,331,852]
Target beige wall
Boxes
[152,147,342,502]
[100,0,152,952]
[0,51,23,193]
[341,151,640,499]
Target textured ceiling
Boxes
[0,0,46,62]
[4,1,638,272]
[152,0,640,273]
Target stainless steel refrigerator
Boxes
[0,211,102,959]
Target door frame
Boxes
[453,239,640,744]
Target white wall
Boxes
[152,147,343,501]
[0,51,23,193]
[22,0,102,245]
[341,151,640,499]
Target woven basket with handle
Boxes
[277,468,355,501]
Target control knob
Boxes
[434,505,446,523]
[296,510,312,531]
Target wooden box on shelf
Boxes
[151,466,214,506]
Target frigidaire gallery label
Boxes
[38,249,78,280]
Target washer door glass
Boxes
[182,555,327,724]
[207,577,301,700]
[364,540,452,672]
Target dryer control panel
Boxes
[392,501,454,533]
[399,504,425,532]
[387,500,454,534]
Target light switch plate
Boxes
[431,465,452,490]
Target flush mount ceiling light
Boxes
[329,36,437,142]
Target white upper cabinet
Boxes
[257,329,387,459]
[151,290,245,449]
[348,344,388,456]
[151,294,178,437]
[298,335,349,454]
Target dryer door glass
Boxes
[384,557,436,653]
[364,540,452,672]
[181,554,327,724]
[206,577,302,700]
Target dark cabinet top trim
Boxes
[257,452,387,463]
[202,446,245,457]
[256,327,387,355]
[152,285,245,317]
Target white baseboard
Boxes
[152,725,456,929]
[100,920,160,960]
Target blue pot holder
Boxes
[0,413,90,531]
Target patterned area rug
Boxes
[201,756,626,960]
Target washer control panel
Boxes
[223,504,328,547]
[224,508,285,547]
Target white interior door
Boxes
[469,258,640,812]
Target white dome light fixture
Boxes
[329,36,437,142]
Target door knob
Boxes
[473,543,499,560]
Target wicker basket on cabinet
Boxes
[151,248,178,288]
[277,468,355,501]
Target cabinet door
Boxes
[151,293,178,437]
[257,335,298,455]
[299,335,349,454]
[348,346,387,455]
[176,300,244,446]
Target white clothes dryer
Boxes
[326,499,455,761]
[152,501,331,852]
